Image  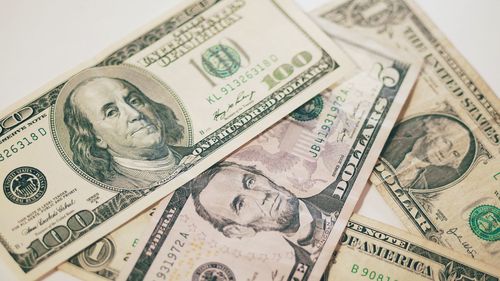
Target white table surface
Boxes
[0,0,498,280]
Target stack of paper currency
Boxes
[0,0,497,280]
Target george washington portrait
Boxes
[381,114,476,190]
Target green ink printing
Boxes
[290,95,324,122]
[469,205,499,241]
[202,44,241,78]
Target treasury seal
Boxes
[192,262,236,281]
[3,166,47,205]
[290,95,324,121]
[202,44,241,78]
[469,205,499,241]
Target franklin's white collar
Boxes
[113,147,176,171]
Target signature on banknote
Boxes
[213,91,256,121]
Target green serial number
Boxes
[205,54,279,105]
[0,128,47,161]
[351,263,398,281]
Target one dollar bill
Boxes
[115,39,420,281]
[323,214,500,281]
[0,0,355,279]
[314,0,500,266]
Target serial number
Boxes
[155,232,189,280]
[221,55,278,94]
[351,263,398,281]
[0,128,47,161]
[206,54,278,104]
[309,89,349,158]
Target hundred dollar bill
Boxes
[0,0,356,279]
[116,40,420,281]
[58,198,167,281]
[322,214,500,281]
[314,0,500,266]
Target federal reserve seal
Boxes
[192,262,236,281]
[3,167,47,205]
[290,95,324,121]
[469,205,499,241]
[202,44,241,78]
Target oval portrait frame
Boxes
[51,65,192,192]
[380,113,477,193]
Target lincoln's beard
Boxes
[275,196,300,232]
[253,180,300,233]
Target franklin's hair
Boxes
[190,161,273,235]
[63,77,184,183]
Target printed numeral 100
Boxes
[262,51,313,90]
[28,210,95,258]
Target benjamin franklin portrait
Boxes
[53,66,191,190]
[381,114,476,190]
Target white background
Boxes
[0,0,498,280]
